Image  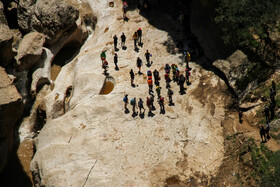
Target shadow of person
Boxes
[187,82,192,86]
[148,111,155,117]
[134,47,139,52]
[115,48,119,52]
[125,108,130,114]
[122,46,127,50]
[124,17,129,22]
[140,112,145,119]
[131,84,136,87]
[115,66,119,71]
[160,108,165,114]
[138,42,143,47]
[132,112,138,118]
[169,102,175,106]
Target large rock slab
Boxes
[18,0,79,46]
[15,32,45,71]
[0,67,23,172]
[30,1,228,186]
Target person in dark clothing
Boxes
[150,94,155,110]
[264,106,270,123]
[178,74,185,94]
[185,68,190,85]
[133,32,139,49]
[138,98,145,114]
[158,96,165,113]
[123,94,129,112]
[113,35,118,50]
[146,97,152,113]
[114,53,119,70]
[270,88,276,104]
[167,88,174,106]
[260,125,266,142]
[131,97,137,115]
[137,28,142,44]
[121,32,126,48]
[165,73,171,88]
[238,110,243,124]
[136,57,142,74]
[266,122,270,141]
[164,64,171,75]
[130,69,135,86]
[145,50,151,66]
[153,69,160,86]
[269,101,275,120]
[272,79,276,92]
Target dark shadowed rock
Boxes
[15,32,45,71]
[0,67,23,172]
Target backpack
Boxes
[123,2,128,9]
[130,98,135,105]
[123,97,127,102]
[160,97,164,103]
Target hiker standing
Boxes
[266,122,270,141]
[138,98,145,114]
[175,68,180,83]
[164,64,171,75]
[102,59,108,74]
[147,70,152,77]
[147,76,153,92]
[130,69,135,86]
[153,69,160,86]
[260,125,266,142]
[100,51,106,60]
[185,68,190,85]
[146,97,152,113]
[145,50,151,66]
[264,106,270,122]
[165,73,171,88]
[158,96,165,112]
[123,1,128,19]
[136,57,142,74]
[185,51,191,69]
[150,94,155,110]
[155,86,161,98]
[269,101,275,120]
[137,28,142,44]
[131,97,137,115]
[113,35,118,50]
[270,88,276,105]
[123,94,129,111]
[179,74,185,94]
[133,32,139,49]
[171,64,178,81]
[167,88,173,105]
[121,32,126,48]
[272,79,276,92]
[114,53,118,70]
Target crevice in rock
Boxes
[33,105,46,133]
[36,77,50,94]
[99,76,115,95]
[51,41,82,81]
[63,85,73,114]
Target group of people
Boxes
[260,79,277,142]
[100,1,194,117]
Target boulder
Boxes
[15,32,45,71]
[213,50,253,99]
[0,2,14,67]
[0,67,23,172]
[18,0,79,46]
